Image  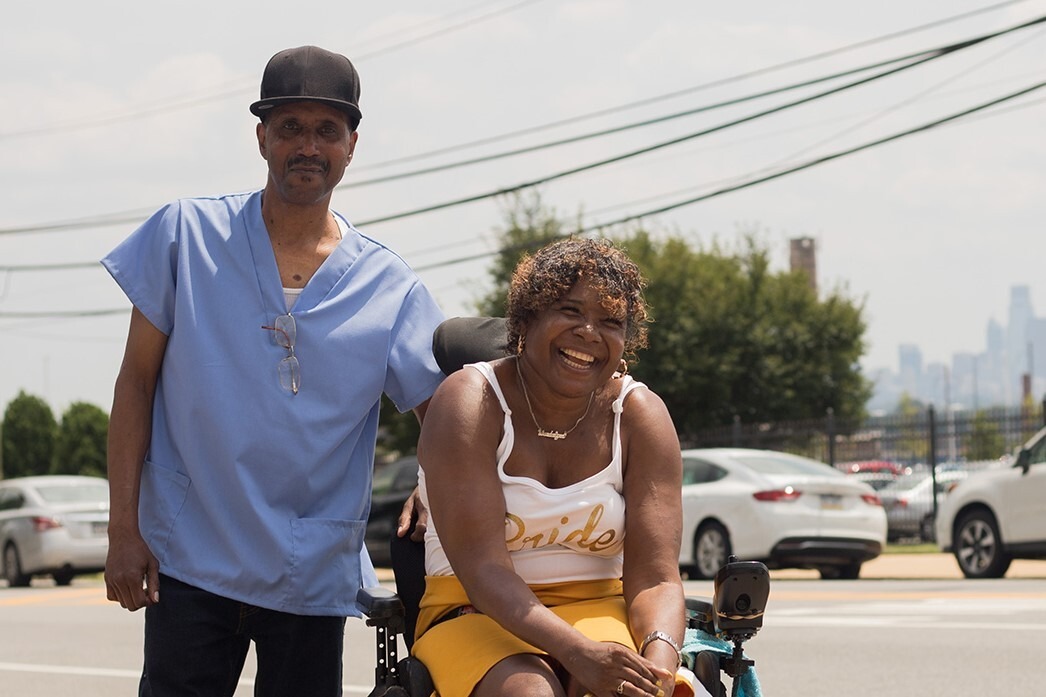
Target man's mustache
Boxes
[287,156,329,172]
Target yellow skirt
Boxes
[411,576,634,697]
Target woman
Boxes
[413,239,690,697]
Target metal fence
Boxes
[680,398,1046,468]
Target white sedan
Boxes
[679,448,887,580]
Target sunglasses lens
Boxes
[278,356,301,395]
[274,314,296,348]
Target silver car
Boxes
[878,469,968,543]
[0,475,109,586]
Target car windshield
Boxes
[730,453,840,477]
[851,473,897,491]
[880,475,927,494]
[33,481,109,504]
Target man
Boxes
[102,45,445,697]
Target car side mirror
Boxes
[1015,448,1031,474]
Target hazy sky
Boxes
[2,0,1045,415]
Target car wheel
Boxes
[953,509,1012,579]
[3,544,31,587]
[52,568,75,586]
[819,562,861,580]
[693,521,731,580]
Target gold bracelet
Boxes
[639,630,682,669]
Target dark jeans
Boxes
[140,574,346,697]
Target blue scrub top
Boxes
[102,191,445,616]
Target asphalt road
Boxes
[1,554,1044,697]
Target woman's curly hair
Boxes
[506,238,649,358]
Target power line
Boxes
[356,0,1036,171]
[0,39,946,236]
[4,8,1041,238]
[0,0,548,141]
[588,82,1046,228]
[8,54,1046,272]
[338,15,1046,189]
[0,212,155,237]
[349,40,989,227]
[7,9,1043,241]
[410,77,1046,272]
[336,45,955,190]
[4,81,1043,295]
[0,308,129,319]
[347,0,548,61]
[732,25,1046,189]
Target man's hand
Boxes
[105,527,160,612]
[396,486,429,542]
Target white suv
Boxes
[935,426,1046,578]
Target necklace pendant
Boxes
[537,428,568,441]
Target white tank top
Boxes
[420,361,646,583]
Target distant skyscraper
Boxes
[984,318,1006,405]
[789,237,817,294]
[951,352,976,409]
[1027,317,1046,401]
[898,344,922,397]
[869,287,1042,410]
[1006,285,1035,402]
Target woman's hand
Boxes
[566,639,675,697]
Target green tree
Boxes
[966,410,1005,460]
[893,392,926,415]
[473,197,871,440]
[53,402,110,477]
[622,230,870,439]
[476,191,575,316]
[1,391,58,479]
[892,392,929,462]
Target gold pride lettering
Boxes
[504,504,617,552]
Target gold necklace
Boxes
[515,357,594,441]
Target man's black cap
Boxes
[250,46,362,128]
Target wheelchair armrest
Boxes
[685,596,715,634]
[357,586,406,621]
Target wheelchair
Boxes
[357,528,770,697]
[357,317,770,695]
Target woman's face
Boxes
[522,277,627,395]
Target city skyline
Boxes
[869,284,1045,413]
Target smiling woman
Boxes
[412,239,700,697]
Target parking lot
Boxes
[2,556,1045,697]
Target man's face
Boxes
[256,102,358,206]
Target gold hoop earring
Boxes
[517,336,526,356]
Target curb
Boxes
[770,552,1046,580]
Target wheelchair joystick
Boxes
[713,556,770,697]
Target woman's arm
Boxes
[621,386,687,677]
[418,367,572,646]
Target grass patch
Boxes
[885,543,938,554]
